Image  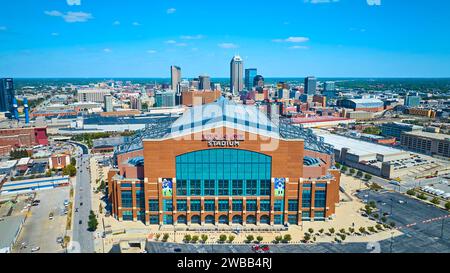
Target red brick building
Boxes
[108,98,340,227]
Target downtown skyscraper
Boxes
[245,68,257,91]
[230,55,244,96]
[170,65,182,92]
[0,78,15,113]
[304,76,317,95]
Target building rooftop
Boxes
[403,131,450,141]
[314,130,406,157]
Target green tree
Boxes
[256,236,263,243]
[71,157,76,166]
[219,235,228,243]
[335,162,342,169]
[431,197,440,205]
[303,233,311,242]
[341,166,348,173]
[274,236,282,244]
[349,169,356,175]
[246,235,254,243]
[406,189,416,196]
[88,210,98,231]
[319,228,324,235]
[308,228,314,234]
[283,234,292,243]
[418,193,428,200]
[359,227,366,234]
[228,235,235,243]
[201,234,208,243]
[184,235,192,243]
[356,171,363,177]
[155,234,161,241]
[328,228,335,235]
[363,127,381,135]
[191,235,199,244]
[445,202,450,211]
[364,174,372,181]
[162,233,169,242]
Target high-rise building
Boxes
[171,66,182,92]
[104,94,113,112]
[230,55,244,96]
[245,68,257,90]
[0,78,15,113]
[191,78,200,90]
[199,75,211,91]
[155,90,176,107]
[304,76,317,95]
[405,93,421,107]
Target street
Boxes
[71,146,95,253]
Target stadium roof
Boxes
[116,97,334,156]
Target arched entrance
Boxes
[190,215,200,224]
[246,215,257,225]
[205,215,215,225]
[260,215,270,225]
[232,215,243,224]
[218,215,228,224]
[177,215,187,224]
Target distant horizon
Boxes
[10,76,450,80]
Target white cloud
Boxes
[165,40,177,44]
[273,36,310,43]
[175,43,187,47]
[67,0,81,6]
[167,8,176,14]
[132,22,141,26]
[51,32,60,36]
[103,48,112,53]
[218,43,239,49]
[147,50,157,54]
[45,10,64,17]
[0,26,7,31]
[367,0,381,6]
[45,10,93,23]
[180,34,204,40]
[113,21,120,26]
[289,45,309,49]
[304,0,339,4]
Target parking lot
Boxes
[144,190,450,254]
[13,187,70,253]
[356,190,450,253]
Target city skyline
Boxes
[0,0,450,78]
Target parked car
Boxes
[31,246,40,252]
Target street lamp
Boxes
[389,231,394,253]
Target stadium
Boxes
[107,97,341,228]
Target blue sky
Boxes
[1,0,450,78]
